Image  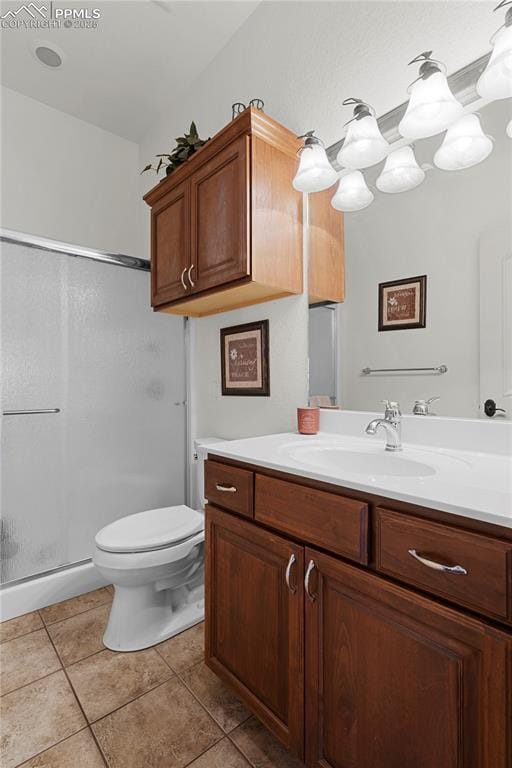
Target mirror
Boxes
[308,97,512,419]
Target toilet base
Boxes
[103,582,204,652]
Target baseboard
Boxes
[0,560,109,621]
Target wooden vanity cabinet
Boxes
[204,458,512,768]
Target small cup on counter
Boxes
[297,406,320,435]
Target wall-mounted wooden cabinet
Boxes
[308,187,344,305]
[144,109,345,317]
[144,108,303,317]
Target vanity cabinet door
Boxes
[305,547,511,768]
[205,506,304,758]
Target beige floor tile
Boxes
[0,670,86,768]
[47,604,110,666]
[0,611,43,644]
[181,662,250,733]
[92,675,222,768]
[188,738,251,768]
[39,588,112,626]
[18,728,106,768]
[67,647,173,722]
[230,718,305,768]
[0,628,61,695]
[156,622,204,673]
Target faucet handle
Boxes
[413,396,440,415]
[380,400,401,418]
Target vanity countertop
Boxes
[206,431,512,530]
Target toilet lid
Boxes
[95,505,204,553]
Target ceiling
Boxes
[0,0,260,141]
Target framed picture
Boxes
[220,320,270,396]
[378,275,427,331]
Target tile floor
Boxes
[0,588,305,768]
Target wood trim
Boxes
[155,280,294,317]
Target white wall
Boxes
[340,99,512,418]
[139,0,499,437]
[0,86,142,257]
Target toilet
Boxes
[93,437,223,652]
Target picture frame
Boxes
[378,275,427,331]
[220,319,270,396]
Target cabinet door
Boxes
[151,180,190,306]
[190,135,250,293]
[206,506,304,758]
[305,547,511,768]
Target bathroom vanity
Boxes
[203,420,512,768]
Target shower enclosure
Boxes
[1,238,186,588]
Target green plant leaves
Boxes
[141,121,209,176]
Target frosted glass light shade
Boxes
[376,146,425,193]
[292,144,337,193]
[434,114,493,170]
[477,24,512,101]
[507,119,512,137]
[331,171,374,212]
[336,115,389,169]
[399,71,463,139]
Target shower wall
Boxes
[1,242,186,584]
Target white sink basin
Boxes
[289,446,436,478]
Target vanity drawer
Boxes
[375,507,512,622]
[204,460,254,518]
[255,474,368,564]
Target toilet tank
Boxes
[193,438,226,511]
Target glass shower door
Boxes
[1,241,186,584]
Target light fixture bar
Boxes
[0,228,150,272]
[327,51,492,169]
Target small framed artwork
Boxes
[220,319,270,396]
[378,275,427,331]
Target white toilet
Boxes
[93,437,223,652]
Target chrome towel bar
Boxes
[3,409,61,415]
[361,365,448,376]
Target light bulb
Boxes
[477,24,512,101]
[331,171,374,212]
[337,114,389,169]
[507,119,512,137]
[292,141,337,193]
[434,114,493,170]
[399,55,463,139]
[376,146,425,193]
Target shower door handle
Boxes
[3,408,61,415]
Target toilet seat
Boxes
[95,505,204,554]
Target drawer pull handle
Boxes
[285,554,297,595]
[215,483,237,493]
[408,549,468,575]
[305,559,317,602]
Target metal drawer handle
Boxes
[285,553,297,595]
[187,264,195,288]
[408,549,468,575]
[305,559,317,602]
[215,483,237,493]
[180,267,187,291]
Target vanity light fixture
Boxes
[336,98,389,169]
[433,114,493,170]
[507,118,512,136]
[398,52,463,139]
[292,131,338,193]
[477,0,512,101]
[376,146,425,193]
[331,171,374,212]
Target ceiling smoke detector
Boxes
[33,42,64,69]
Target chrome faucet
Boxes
[365,401,402,452]
[413,396,440,416]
